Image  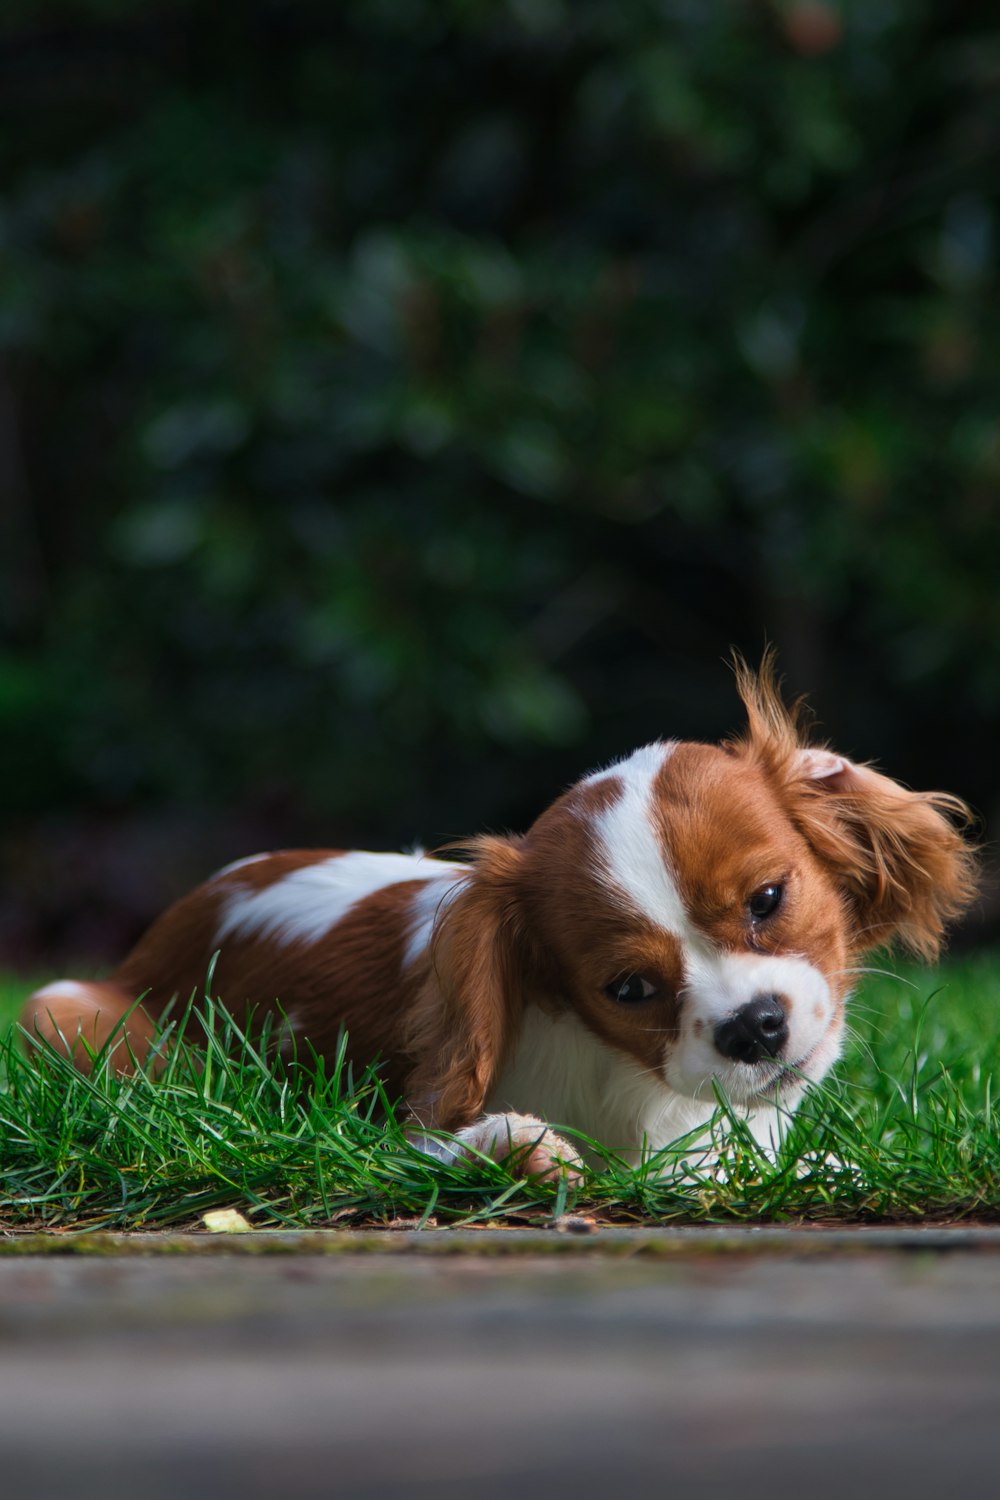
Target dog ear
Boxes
[730,653,978,959]
[786,750,978,960]
[404,837,526,1132]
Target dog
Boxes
[22,661,977,1177]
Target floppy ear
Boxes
[730,653,978,959]
[786,750,978,960]
[404,837,526,1132]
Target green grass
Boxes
[1,956,999,1232]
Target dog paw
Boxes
[453,1112,583,1182]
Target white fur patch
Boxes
[489,1006,716,1166]
[450,1112,580,1174]
[586,741,700,942]
[32,980,94,1002]
[411,1113,579,1173]
[214,853,269,878]
[402,869,469,969]
[215,851,465,948]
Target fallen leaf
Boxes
[201,1208,253,1234]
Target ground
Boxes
[1,1227,999,1497]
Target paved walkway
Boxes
[2,1227,999,1498]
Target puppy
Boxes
[23,662,977,1177]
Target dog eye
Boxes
[604,974,657,1004]
[748,883,783,920]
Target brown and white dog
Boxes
[22,663,977,1176]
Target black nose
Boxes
[713,994,789,1064]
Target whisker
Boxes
[831,965,920,988]
[847,1019,891,1047]
[843,1002,892,1030]
[842,1023,883,1061]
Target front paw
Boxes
[453,1112,583,1182]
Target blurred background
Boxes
[1,0,998,968]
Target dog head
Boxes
[414,660,977,1127]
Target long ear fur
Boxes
[404,837,526,1132]
[729,653,979,960]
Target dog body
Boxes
[24,667,976,1176]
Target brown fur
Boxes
[652,742,852,1019]
[25,853,442,1092]
[728,654,978,960]
[405,838,526,1131]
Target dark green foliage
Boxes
[1,4,997,915]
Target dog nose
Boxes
[713,993,789,1064]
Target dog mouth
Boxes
[747,1043,825,1100]
[670,1017,840,1105]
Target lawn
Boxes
[1,955,998,1232]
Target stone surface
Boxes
[1,1231,998,1496]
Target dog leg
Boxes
[20,980,157,1075]
[417,1111,582,1182]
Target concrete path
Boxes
[1,1228,999,1498]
